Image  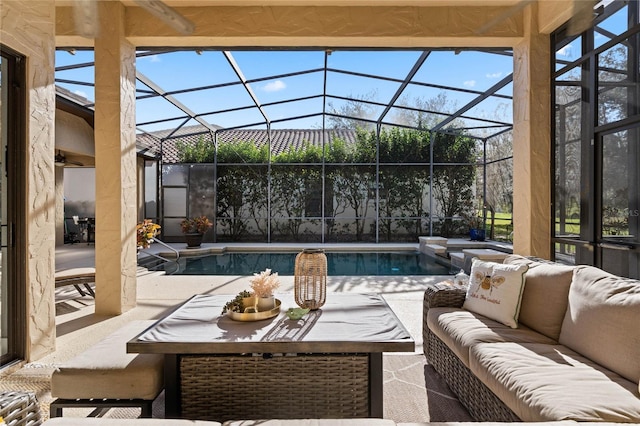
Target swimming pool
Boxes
[168,251,453,276]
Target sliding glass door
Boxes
[1,45,26,366]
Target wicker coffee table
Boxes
[127,293,414,421]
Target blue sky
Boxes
[56,48,514,136]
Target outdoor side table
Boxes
[0,391,42,426]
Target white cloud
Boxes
[486,72,503,79]
[74,90,87,99]
[557,44,572,56]
[143,55,161,63]
[463,80,476,87]
[262,80,286,92]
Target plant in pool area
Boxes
[461,199,487,241]
[222,290,253,314]
[461,198,485,230]
[180,216,213,234]
[465,213,484,230]
[249,268,280,298]
[136,219,161,249]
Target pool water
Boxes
[168,251,453,276]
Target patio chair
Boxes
[54,267,95,297]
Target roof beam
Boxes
[223,51,270,126]
[377,50,431,125]
[136,71,219,134]
[431,73,513,132]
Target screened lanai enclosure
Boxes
[56,49,515,244]
[552,0,640,277]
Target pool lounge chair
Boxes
[54,267,95,297]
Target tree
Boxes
[326,90,379,130]
[484,132,513,213]
[432,132,477,237]
[377,127,431,239]
[390,92,458,130]
[176,135,215,163]
[215,140,269,241]
[172,90,484,242]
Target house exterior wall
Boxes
[0,0,57,360]
[55,109,95,156]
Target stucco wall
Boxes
[56,109,95,156]
[1,1,57,360]
[512,6,551,258]
[93,1,138,316]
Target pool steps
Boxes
[419,237,513,274]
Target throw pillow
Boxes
[462,258,529,328]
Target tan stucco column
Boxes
[1,0,58,361]
[94,1,137,315]
[512,4,552,258]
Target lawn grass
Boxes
[482,212,581,241]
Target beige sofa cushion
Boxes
[559,265,640,383]
[427,307,556,366]
[470,342,640,422]
[51,320,164,400]
[503,255,574,340]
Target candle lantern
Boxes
[294,248,327,310]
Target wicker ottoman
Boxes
[0,390,42,426]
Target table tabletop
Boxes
[128,292,414,355]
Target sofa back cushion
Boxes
[504,255,574,340]
[559,265,640,383]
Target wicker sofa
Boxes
[423,254,640,423]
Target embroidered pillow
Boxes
[462,258,529,328]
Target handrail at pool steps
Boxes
[137,237,180,270]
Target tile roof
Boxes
[139,125,357,164]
